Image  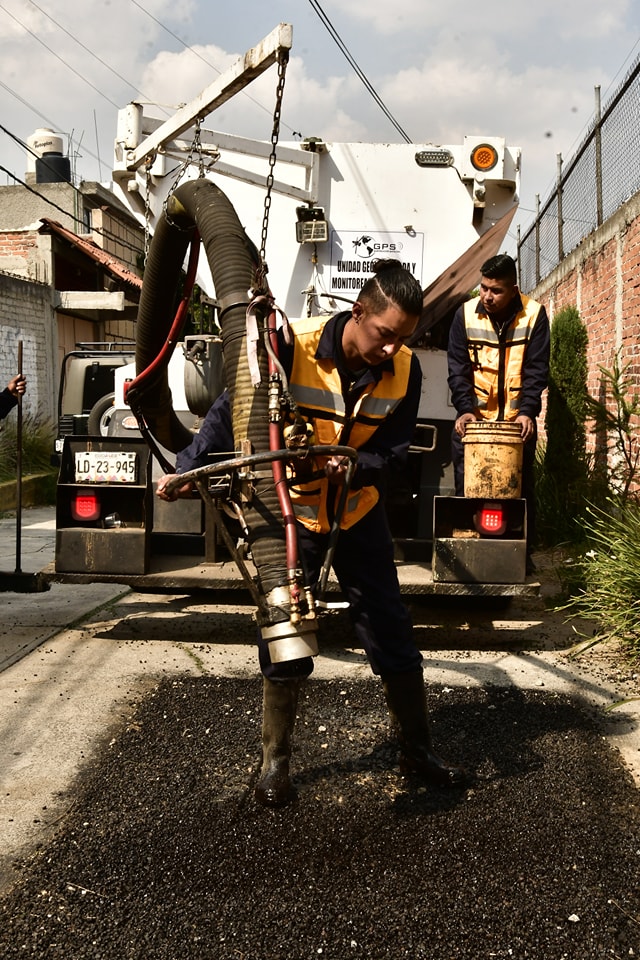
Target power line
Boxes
[24,0,156,108]
[0,78,58,131]
[306,0,412,144]
[0,0,176,183]
[0,80,105,182]
[1,0,301,193]
[0,161,83,228]
[2,165,144,260]
[0,1,121,109]
[518,41,640,240]
[602,36,640,99]
[0,125,144,259]
[128,0,299,136]
[1,122,44,156]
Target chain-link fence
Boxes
[517,55,640,293]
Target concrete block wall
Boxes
[0,273,56,424]
[0,182,79,233]
[91,207,144,273]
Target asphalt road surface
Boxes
[0,508,639,957]
[1,674,639,959]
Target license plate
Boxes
[74,450,138,483]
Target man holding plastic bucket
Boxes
[447,254,550,574]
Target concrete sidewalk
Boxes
[0,506,127,671]
[0,505,57,575]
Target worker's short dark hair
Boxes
[480,254,517,284]
[359,258,423,317]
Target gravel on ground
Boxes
[1,675,639,959]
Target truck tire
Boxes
[88,392,115,436]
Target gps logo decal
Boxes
[352,234,403,258]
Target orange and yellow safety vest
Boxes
[463,294,543,420]
[287,316,413,534]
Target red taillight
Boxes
[475,501,507,536]
[71,489,100,522]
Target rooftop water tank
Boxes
[26,127,71,184]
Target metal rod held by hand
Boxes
[15,341,23,574]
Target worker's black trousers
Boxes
[259,500,422,681]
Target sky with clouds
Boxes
[1,0,639,255]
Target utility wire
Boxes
[0,123,144,259]
[128,0,300,136]
[1,0,305,199]
[1,0,301,193]
[0,0,175,182]
[0,161,144,259]
[0,80,105,185]
[24,0,158,109]
[518,39,640,237]
[601,36,640,99]
[307,0,412,144]
[0,1,121,109]
[0,162,82,228]
[0,78,58,130]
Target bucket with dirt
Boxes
[462,420,523,498]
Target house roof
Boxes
[39,218,143,290]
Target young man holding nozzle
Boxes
[159,260,471,806]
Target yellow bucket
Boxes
[462,421,523,498]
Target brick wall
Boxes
[0,231,49,283]
[0,272,56,423]
[530,190,640,482]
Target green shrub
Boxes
[544,305,589,485]
[535,441,609,549]
[559,354,640,655]
[0,412,56,482]
[536,305,592,546]
[561,498,640,656]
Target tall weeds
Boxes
[559,350,640,656]
[561,499,640,657]
[0,413,55,483]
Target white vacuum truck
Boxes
[47,24,534,616]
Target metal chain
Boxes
[256,51,288,293]
[193,119,206,179]
[144,162,153,263]
[163,118,205,228]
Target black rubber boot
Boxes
[255,677,301,808]
[382,669,470,787]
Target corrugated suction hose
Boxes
[134,178,290,605]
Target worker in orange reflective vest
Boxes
[447,254,550,574]
[159,260,470,806]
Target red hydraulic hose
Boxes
[266,305,300,584]
[124,230,201,406]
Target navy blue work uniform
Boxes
[447,293,550,553]
[0,388,18,421]
[176,312,424,680]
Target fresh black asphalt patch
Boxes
[1,677,639,959]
